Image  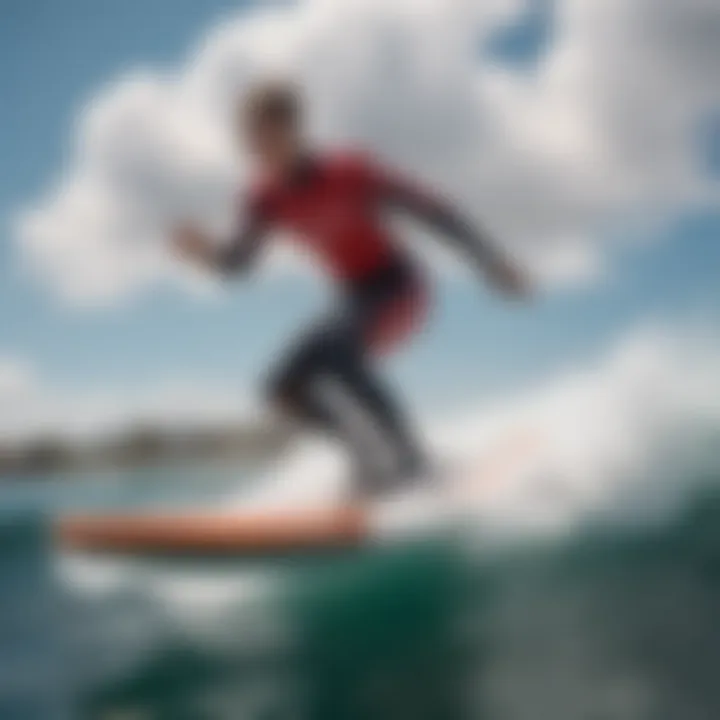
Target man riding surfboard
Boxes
[173,80,529,498]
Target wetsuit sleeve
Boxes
[217,191,272,274]
[365,156,507,272]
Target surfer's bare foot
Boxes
[346,467,391,502]
[347,458,435,502]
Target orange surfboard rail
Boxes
[56,507,369,555]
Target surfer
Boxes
[173,80,529,497]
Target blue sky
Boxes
[1,0,718,432]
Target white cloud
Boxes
[15,0,720,303]
[0,358,46,440]
[0,357,35,399]
[0,360,254,443]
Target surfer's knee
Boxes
[265,324,349,420]
[264,366,304,418]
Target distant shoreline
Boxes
[0,421,291,479]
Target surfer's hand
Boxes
[172,224,218,268]
[483,254,531,299]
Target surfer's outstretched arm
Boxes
[172,212,268,276]
[374,163,529,296]
[216,215,269,275]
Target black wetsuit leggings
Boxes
[265,260,425,494]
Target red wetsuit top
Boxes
[228,150,443,351]
[243,150,433,282]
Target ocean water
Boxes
[1,453,719,720]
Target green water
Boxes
[65,492,720,720]
[1,463,718,719]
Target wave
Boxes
[225,329,720,538]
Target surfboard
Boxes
[56,506,368,556]
[55,489,450,556]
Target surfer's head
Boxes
[239,79,304,176]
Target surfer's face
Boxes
[241,109,301,177]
